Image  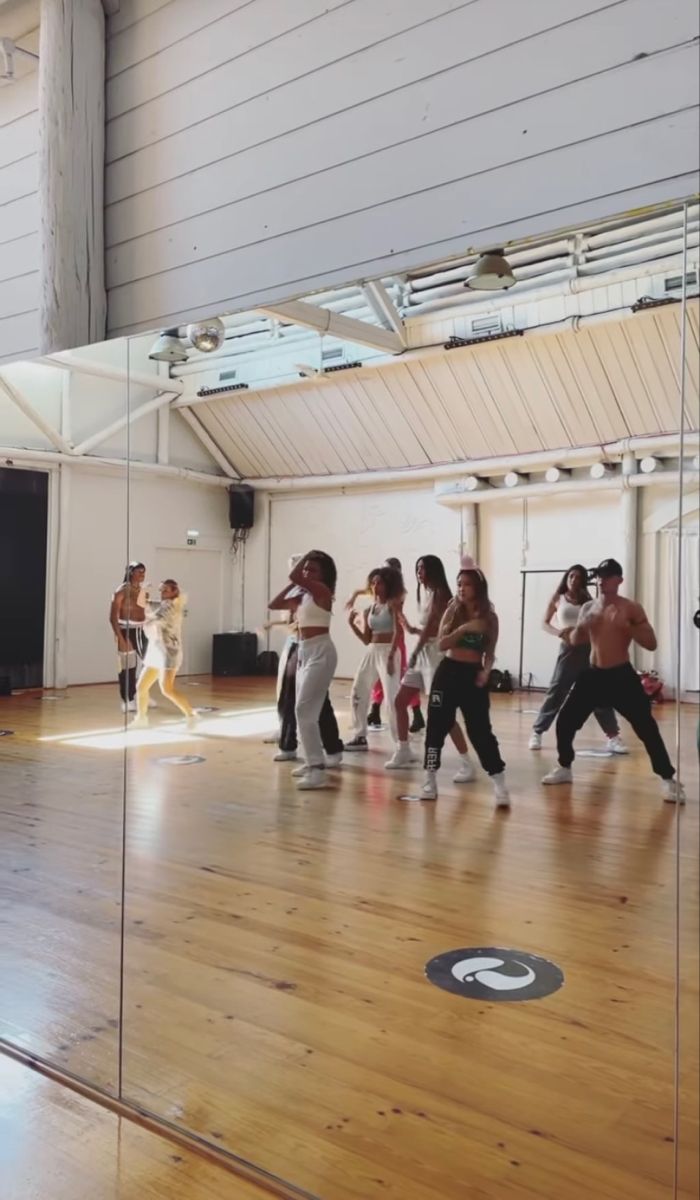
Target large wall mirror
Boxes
[0,200,697,1199]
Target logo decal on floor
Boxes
[425,947,564,1002]
[155,755,206,766]
[0,730,14,737]
[194,706,220,713]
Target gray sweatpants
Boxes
[533,642,619,737]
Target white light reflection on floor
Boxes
[38,707,278,750]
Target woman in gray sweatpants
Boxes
[529,564,626,754]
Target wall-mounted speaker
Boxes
[228,484,254,530]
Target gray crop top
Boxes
[368,602,394,634]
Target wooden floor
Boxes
[0,678,698,1200]
[0,1054,281,1199]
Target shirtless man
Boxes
[109,562,148,712]
[542,558,685,803]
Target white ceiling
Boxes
[191,300,699,479]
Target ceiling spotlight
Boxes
[148,329,188,363]
[465,249,516,292]
[640,456,660,474]
[504,471,524,487]
[545,466,570,483]
[589,462,612,479]
[464,475,485,491]
[187,317,225,353]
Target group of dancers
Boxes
[109,552,685,806]
[267,551,686,805]
[109,563,197,729]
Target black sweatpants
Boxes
[556,661,674,779]
[278,641,343,756]
[424,658,505,777]
[118,626,147,702]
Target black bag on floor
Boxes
[489,668,513,694]
[257,651,279,676]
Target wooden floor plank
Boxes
[0,679,697,1200]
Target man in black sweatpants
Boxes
[542,558,684,803]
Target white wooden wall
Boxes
[105,0,700,337]
[0,6,40,363]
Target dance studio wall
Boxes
[59,469,234,686]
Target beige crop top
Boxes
[297,590,332,629]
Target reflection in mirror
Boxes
[118,204,699,1198]
[0,340,129,1092]
[675,204,700,1199]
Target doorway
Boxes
[0,468,48,689]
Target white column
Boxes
[38,0,106,353]
[460,502,478,563]
[620,452,639,665]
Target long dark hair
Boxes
[305,550,337,596]
[369,566,404,602]
[556,563,591,603]
[416,554,452,604]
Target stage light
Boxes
[149,329,188,363]
[589,462,612,479]
[504,471,524,487]
[187,317,225,353]
[465,249,516,291]
[545,466,570,483]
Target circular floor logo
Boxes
[155,754,206,766]
[425,947,564,1002]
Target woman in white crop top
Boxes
[345,566,403,750]
[268,550,338,790]
[529,563,625,753]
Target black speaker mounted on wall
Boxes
[228,483,254,530]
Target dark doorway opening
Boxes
[0,468,49,690]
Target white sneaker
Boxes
[384,744,418,770]
[120,701,128,714]
[291,763,309,778]
[148,698,157,709]
[130,714,149,730]
[453,757,476,783]
[127,700,137,712]
[605,737,629,755]
[528,731,542,750]
[297,767,329,790]
[542,765,573,785]
[186,714,199,731]
[492,772,511,809]
[325,752,343,767]
[273,750,297,762]
[420,773,438,801]
[663,779,686,805]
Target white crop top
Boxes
[297,590,332,629]
[368,602,394,634]
[555,594,583,630]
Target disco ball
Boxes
[187,317,225,353]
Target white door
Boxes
[153,548,223,676]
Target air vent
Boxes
[219,369,237,382]
[196,383,249,396]
[664,271,698,292]
[471,314,503,336]
[321,346,344,363]
[324,360,363,373]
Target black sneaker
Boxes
[409,707,425,734]
[345,735,369,752]
[367,703,382,727]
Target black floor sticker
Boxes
[425,947,564,1002]
[155,755,206,766]
[0,730,14,737]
